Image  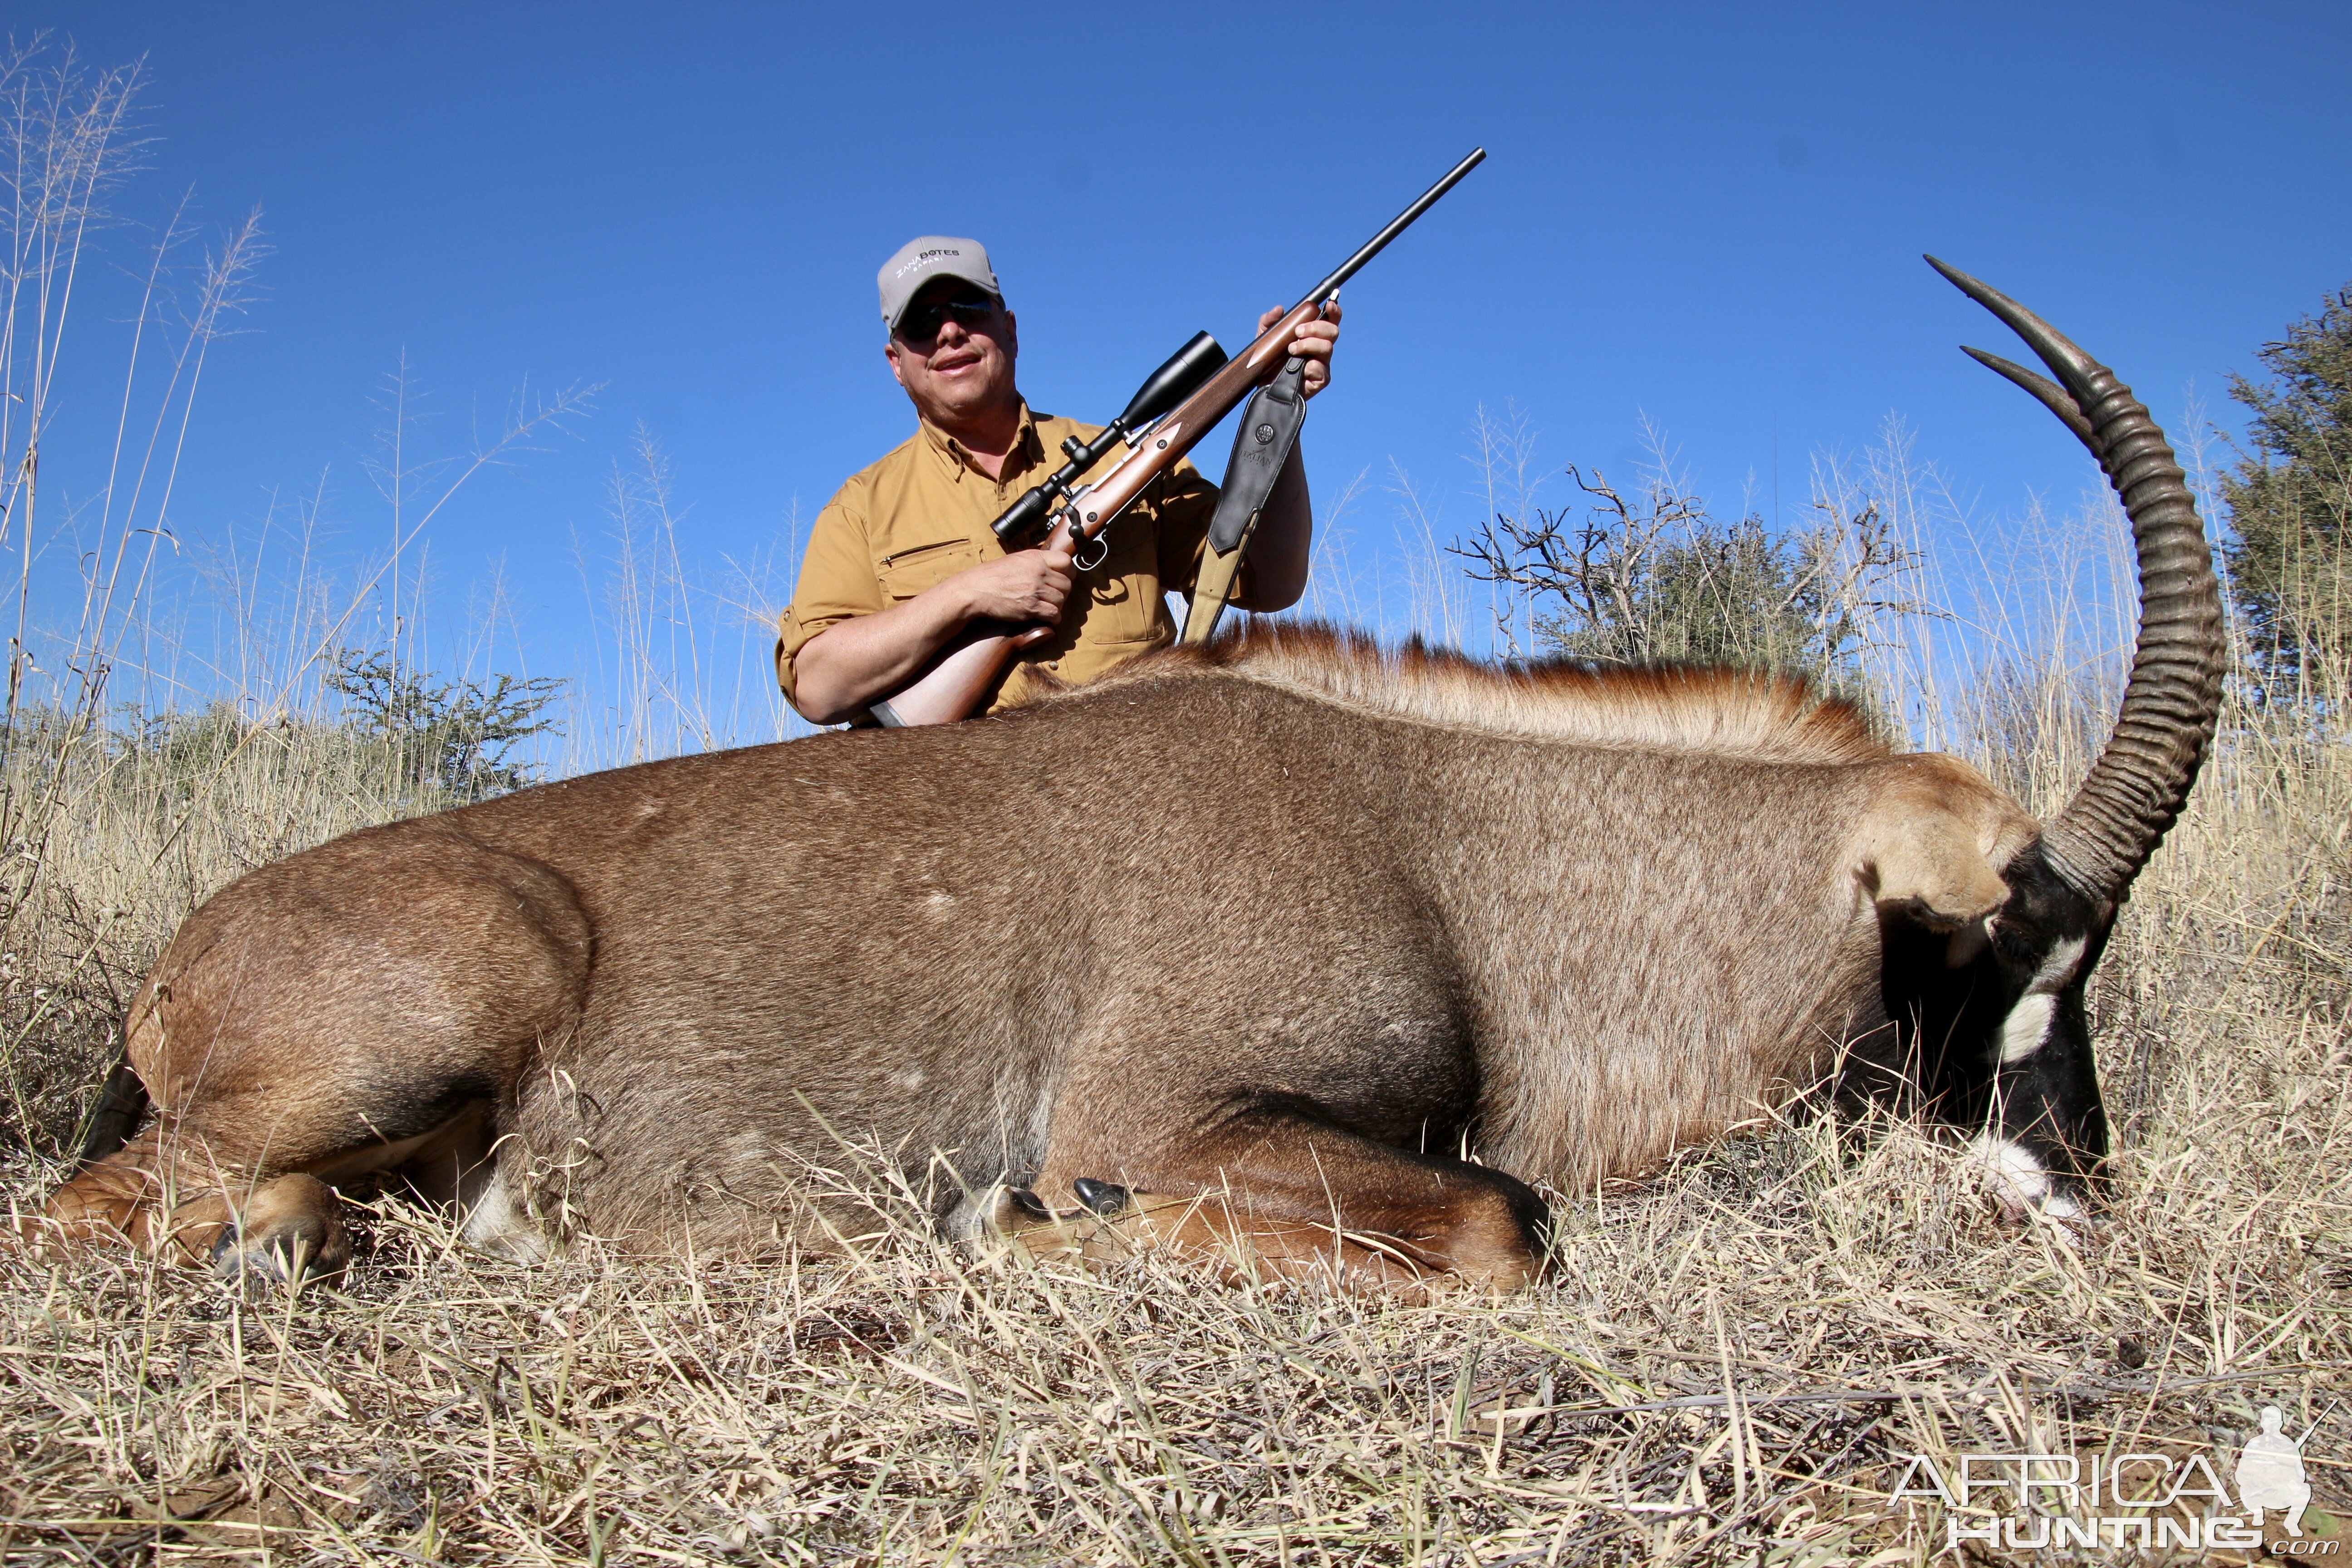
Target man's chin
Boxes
[922,386,1014,428]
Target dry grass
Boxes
[0,666,2347,1565]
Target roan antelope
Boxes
[33,261,2224,1292]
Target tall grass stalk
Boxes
[569,428,802,772]
[0,39,601,1153]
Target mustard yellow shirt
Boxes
[777,403,1219,715]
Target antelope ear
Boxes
[1858,805,2012,931]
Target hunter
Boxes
[777,236,1339,724]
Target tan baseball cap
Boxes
[877,236,1001,331]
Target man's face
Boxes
[883,278,1018,428]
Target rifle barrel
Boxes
[1297,147,1485,309]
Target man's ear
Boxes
[1002,310,1017,365]
[883,339,907,389]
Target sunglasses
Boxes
[894,290,1000,343]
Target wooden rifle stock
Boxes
[861,147,1486,727]
[866,624,1023,727]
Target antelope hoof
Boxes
[188,1175,351,1287]
[1072,1178,1129,1217]
[1005,1186,1053,1221]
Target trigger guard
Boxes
[1071,533,1110,573]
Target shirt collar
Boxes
[919,402,1043,485]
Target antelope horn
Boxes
[1927,255,2226,905]
[1960,347,2097,449]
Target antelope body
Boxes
[38,264,2225,1291]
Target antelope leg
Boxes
[1020,1112,1550,1295]
[31,831,589,1274]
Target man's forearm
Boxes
[789,588,977,725]
[1232,446,1312,612]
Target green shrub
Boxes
[1450,463,1918,696]
[2220,282,2352,701]
[325,647,565,805]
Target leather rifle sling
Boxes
[1180,355,1310,645]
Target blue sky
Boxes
[15,2,2351,742]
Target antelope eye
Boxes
[1990,920,2044,967]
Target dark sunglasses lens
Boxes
[899,294,995,340]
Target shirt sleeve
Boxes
[775,482,885,710]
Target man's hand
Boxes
[1258,299,1341,397]
[953,531,1077,627]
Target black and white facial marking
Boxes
[1870,840,2114,1217]
[1993,934,2087,1068]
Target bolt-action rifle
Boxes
[862,147,1487,727]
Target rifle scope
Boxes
[991,332,1229,543]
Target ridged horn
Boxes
[1960,347,2097,449]
[1927,255,2226,905]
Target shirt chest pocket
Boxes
[877,538,986,602]
[1070,521,1166,646]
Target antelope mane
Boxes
[1068,622,1889,764]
